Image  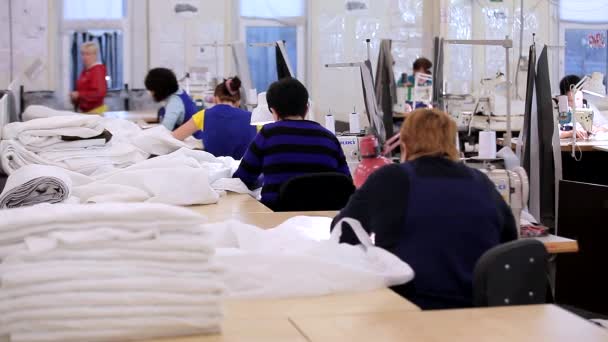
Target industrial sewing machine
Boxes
[337,133,364,174]
[479,166,529,235]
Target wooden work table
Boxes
[187,193,273,218]
[104,110,158,123]
[196,205,578,254]
[146,290,419,342]
[498,137,608,152]
[291,304,608,342]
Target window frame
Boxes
[238,16,307,85]
[558,21,608,82]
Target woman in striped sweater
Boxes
[232,78,351,210]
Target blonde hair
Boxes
[81,42,98,54]
[400,108,459,161]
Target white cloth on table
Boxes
[1,108,195,176]
[0,164,72,209]
[204,217,415,299]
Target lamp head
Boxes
[250,92,275,125]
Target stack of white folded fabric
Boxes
[0,114,149,175]
[0,148,244,208]
[0,203,224,342]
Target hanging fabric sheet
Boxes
[374,39,396,138]
[535,46,560,229]
[360,61,386,143]
[275,40,294,80]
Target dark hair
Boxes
[144,68,179,102]
[413,57,433,74]
[214,76,242,103]
[560,75,581,95]
[266,78,309,118]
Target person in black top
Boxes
[332,108,517,310]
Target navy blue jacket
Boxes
[332,157,517,310]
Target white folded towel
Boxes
[2,115,105,147]
[0,165,72,208]
[21,105,81,122]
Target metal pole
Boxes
[214,41,219,78]
[366,39,371,61]
[505,35,512,147]
[8,0,14,81]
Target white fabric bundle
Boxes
[0,107,197,176]
[0,149,252,208]
[0,203,223,342]
[21,105,80,122]
[205,216,415,299]
[0,164,72,209]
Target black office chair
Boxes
[276,172,355,212]
[473,239,549,307]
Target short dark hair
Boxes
[413,57,433,74]
[266,78,309,118]
[214,76,242,103]
[560,75,581,95]
[145,68,179,102]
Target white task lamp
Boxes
[250,92,274,125]
[569,75,606,157]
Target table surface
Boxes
[291,304,608,342]
[145,290,419,342]
[198,206,578,254]
[594,145,608,152]
[188,193,273,217]
[104,110,158,123]
[498,137,608,152]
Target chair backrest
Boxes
[277,172,355,212]
[473,239,548,307]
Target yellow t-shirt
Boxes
[192,108,262,131]
[192,109,206,130]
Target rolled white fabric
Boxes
[0,165,72,209]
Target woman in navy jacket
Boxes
[332,108,517,310]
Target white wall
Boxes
[1,0,57,91]
[147,0,233,86]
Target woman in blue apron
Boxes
[144,68,198,131]
[172,76,257,160]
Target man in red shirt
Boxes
[71,42,108,114]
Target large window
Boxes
[564,29,607,85]
[559,0,608,89]
[239,0,306,92]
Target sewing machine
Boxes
[479,166,529,235]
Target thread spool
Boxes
[325,114,335,135]
[478,131,497,159]
[349,111,361,133]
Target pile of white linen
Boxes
[206,216,415,299]
[0,148,242,208]
[0,106,192,176]
[0,203,223,342]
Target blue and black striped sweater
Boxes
[233,119,351,210]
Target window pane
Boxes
[240,0,304,18]
[560,1,608,23]
[564,29,608,87]
[64,0,125,20]
[246,26,298,93]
